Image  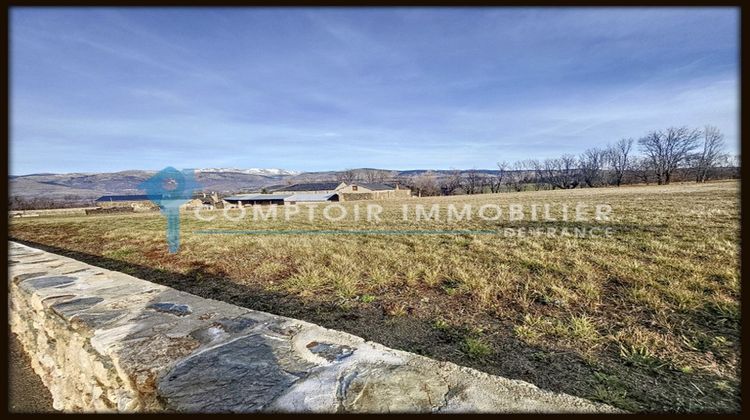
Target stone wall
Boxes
[84,207,136,215]
[9,208,96,218]
[8,241,619,413]
[339,189,412,201]
[98,201,157,211]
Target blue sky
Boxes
[10,7,739,175]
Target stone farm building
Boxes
[332,182,411,200]
[274,182,411,201]
[223,182,410,207]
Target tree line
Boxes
[9,195,97,211]
[335,168,395,184]
[404,125,737,196]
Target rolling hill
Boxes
[8,167,504,202]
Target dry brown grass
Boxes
[10,180,740,412]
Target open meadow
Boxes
[9,180,740,412]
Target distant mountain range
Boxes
[9,167,486,201]
[195,168,301,176]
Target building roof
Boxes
[223,193,292,201]
[355,183,395,191]
[273,182,342,192]
[284,193,338,202]
[96,195,155,202]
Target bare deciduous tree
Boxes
[440,170,464,195]
[503,161,524,192]
[606,138,634,187]
[632,156,654,185]
[579,148,607,188]
[410,171,440,197]
[536,155,580,189]
[337,168,358,183]
[463,169,483,195]
[694,125,727,183]
[486,161,508,193]
[638,126,701,185]
[518,160,540,191]
[363,169,389,183]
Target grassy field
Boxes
[9,180,740,412]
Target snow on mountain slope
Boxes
[196,168,301,176]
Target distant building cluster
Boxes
[222,181,410,207]
[92,181,411,212]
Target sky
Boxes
[10,7,739,175]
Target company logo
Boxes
[139,167,200,253]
